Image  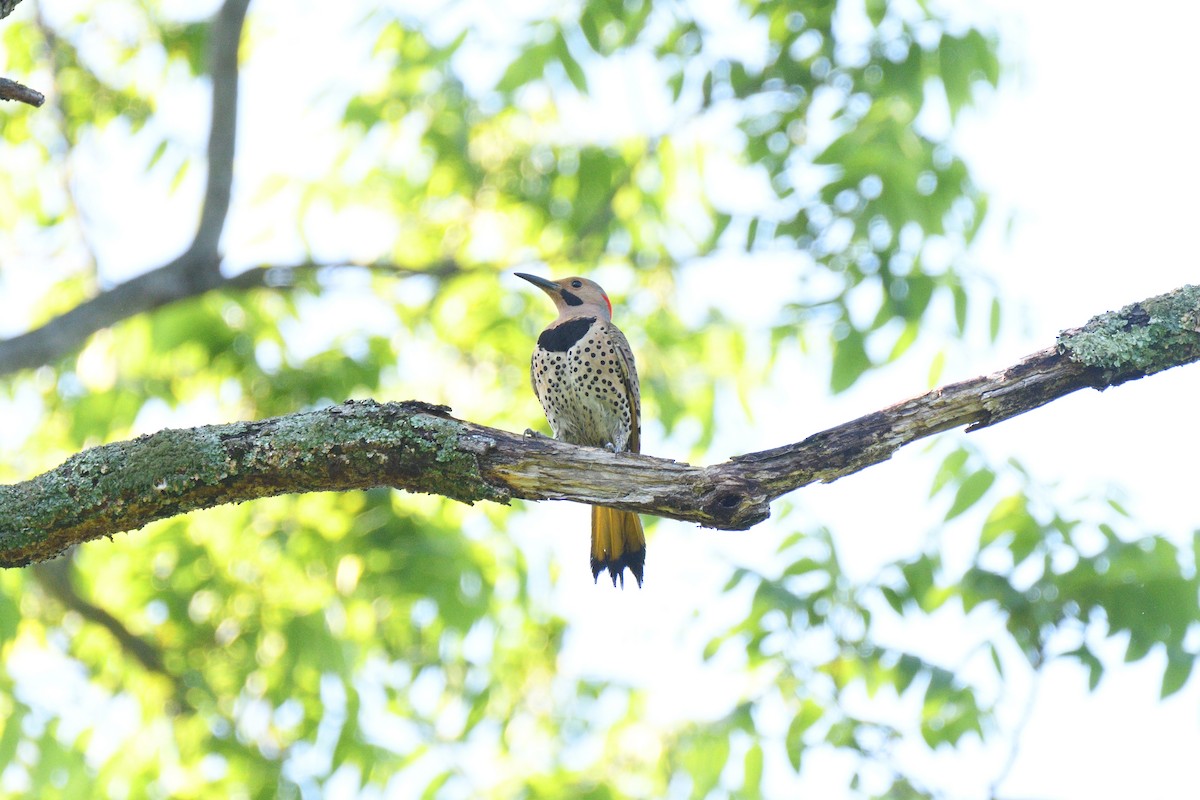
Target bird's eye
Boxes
[571,280,583,288]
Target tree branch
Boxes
[732,284,1200,496]
[0,0,249,376]
[32,555,170,676]
[193,0,250,264]
[2,0,41,106]
[1,285,1197,568]
[0,257,463,376]
[0,76,43,106]
[31,553,198,714]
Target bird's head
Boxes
[515,273,613,320]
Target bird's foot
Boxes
[523,428,552,440]
[603,442,619,453]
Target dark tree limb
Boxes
[1,285,1197,568]
[0,76,43,106]
[31,553,200,714]
[0,259,462,376]
[193,0,250,265]
[32,555,170,676]
[1,0,41,106]
[0,0,249,376]
[1,0,39,106]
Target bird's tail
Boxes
[590,506,646,588]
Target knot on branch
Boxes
[696,469,770,530]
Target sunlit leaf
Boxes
[945,468,995,520]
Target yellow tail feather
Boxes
[590,506,646,588]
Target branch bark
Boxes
[0,76,43,106]
[2,285,1198,568]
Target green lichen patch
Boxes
[1059,285,1200,377]
[250,401,510,506]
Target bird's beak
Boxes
[515,272,559,293]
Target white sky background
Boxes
[3,0,1200,797]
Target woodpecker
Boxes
[516,272,646,588]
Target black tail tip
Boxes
[591,548,645,589]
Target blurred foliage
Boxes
[0,0,1191,799]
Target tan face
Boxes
[516,273,613,318]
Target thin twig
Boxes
[34,5,101,277]
[989,670,1042,800]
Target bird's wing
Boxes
[609,325,641,454]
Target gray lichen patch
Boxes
[1059,285,1200,377]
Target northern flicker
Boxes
[516,272,646,588]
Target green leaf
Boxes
[939,34,971,120]
[952,283,968,334]
[0,702,25,769]
[1161,647,1195,698]
[702,636,722,661]
[901,556,936,606]
[784,701,823,771]
[887,320,920,362]
[496,40,552,92]
[146,138,169,171]
[682,733,730,797]
[830,329,870,393]
[927,349,946,386]
[929,447,970,497]
[881,585,905,614]
[944,468,995,520]
[745,216,760,251]
[895,653,923,693]
[579,6,602,52]
[554,29,589,93]
[1067,645,1105,691]
[782,557,824,578]
[1125,633,1153,664]
[865,0,887,26]
[742,742,764,796]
